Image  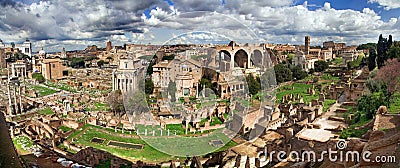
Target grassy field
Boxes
[59,125,73,133]
[68,124,236,162]
[29,85,57,97]
[320,73,340,82]
[331,58,343,65]
[143,129,235,157]
[70,126,174,162]
[276,83,319,104]
[323,99,336,112]
[388,92,400,114]
[45,82,77,93]
[340,112,372,139]
[37,107,55,115]
[86,102,111,112]
[12,135,33,153]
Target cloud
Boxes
[0,0,170,50]
[0,0,399,51]
[368,0,400,10]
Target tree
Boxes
[124,91,149,115]
[287,53,295,64]
[167,80,177,102]
[246,74,261,95]
[162,54,175,60]
[32,73,45,83]
[145,78,154,94]
[314,60,329,72]
[366,79,386,93]
[146,55,158,75]
[272,49,278,56]
[357,92,386,119]
[357,43,376,51]
[388,35,393,48]
[387,46,400,59]
[368,49,377,71]
[274,64,292,83]
[291,65,307,80]
[70,57,85,68]
[97,60,105,68]
[375,58,400,106]
[107,90,125,116]
[377,34,389,68]
[308,68,315,74]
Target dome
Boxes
[38,48,46,55]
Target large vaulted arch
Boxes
[251,49,263,67]
[234,49,248,68]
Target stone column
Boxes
[7,74,13,116]
[112,71,115,90]
[230,51,235,70]
[247,50,251,69]
[13,84,18,115]
[18,84,23,113]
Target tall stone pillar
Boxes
[112,70,115,91]
[7,77,13,115]
[13,84,18,115]
[230,51,235,71]
[18,84,23,114]
[247,50,251,69]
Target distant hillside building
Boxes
[293,51,318,72]
[0,49,6,68]
[0,39,32,57]
[106,41,112,53]
[61,47,67,58]
[152,58,202,97]
[305,36,310,55]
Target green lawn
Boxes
[276,83,319,104]
[320,74,340,82]
[323,99,336,112]
[388,92,400,114]
[143,129,235,157]
[210,116,223,126]
[68,124,236,161]
[13,135,33,153]
[30,85,57,97]
[331,58,343,65]
[59,126,73,133]
[46,82,77,93]
[340,112,372,139]
[86,102,111,112]
[37,107,55,115]
[58,144,78,154]
[70,126,173,162]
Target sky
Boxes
[0,0,399,52]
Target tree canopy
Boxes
[274,63,292,83]
[291,65,307,80]
[145,78,154,95]
[314,60,329,72]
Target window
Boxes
[52,64,55,68]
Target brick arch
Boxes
[234,49,249,68]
